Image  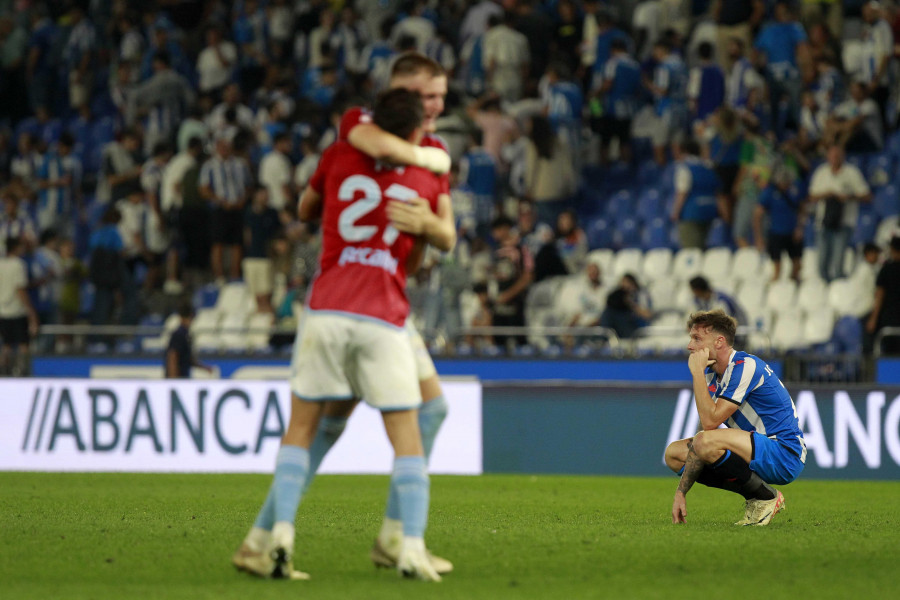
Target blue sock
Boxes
[302,416,348,495]
[253,485,276,530]
[418,395,448,460]
[385,397,447,521]
[273,445,310,524]
[391,455,429,538]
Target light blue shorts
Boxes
[749,432,805,485]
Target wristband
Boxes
[412,146,451,175]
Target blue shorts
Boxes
[749,432,805,485]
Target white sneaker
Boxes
[232,542,310,580]
[734,499,758,526]
[397,541,442,582]
[744,490,785,526]
[371,538,454,574]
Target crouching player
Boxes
[232,88,446,581]
[665,310,806,526]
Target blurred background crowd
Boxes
[1,0,899,367]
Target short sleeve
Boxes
[338,107,371,141]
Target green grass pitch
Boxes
[2,472,898,599]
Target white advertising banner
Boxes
[0,378,482,474]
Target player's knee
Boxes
[690,431,718,463]
[664,440,688,472]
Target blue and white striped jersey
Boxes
[199,156,252,206]
[706,350,806,462]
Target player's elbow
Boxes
[699,416,722,431]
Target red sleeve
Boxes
[309,145,337,194]
[338,106,373,141]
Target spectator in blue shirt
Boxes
[25,5,58,115]
[753,1,809,134]
[670,139,723,249]
[62,6,97,111]
[688,42,725,135]
[753,164,805,282]
[593,38,641,164]
[648,39,688,165]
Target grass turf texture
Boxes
[2,473,898,599]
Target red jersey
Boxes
[306,141,443,327]
[338,106,451,195]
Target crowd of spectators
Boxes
[0,0,899,360]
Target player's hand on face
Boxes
[688,347,712,374]
[672,491,687,524]
[387,197,432,235]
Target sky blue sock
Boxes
[385,397,447,521]
[253,484,276,530]
[302,416,348,496]
[273,445,309,524]
[418,395,448,460]
[392,455,429,538]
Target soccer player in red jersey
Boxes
[305,53,457,574]
[233,89,445,582]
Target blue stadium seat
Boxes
[637,160,661,188]
[613,216,641,249]
[193,284,220,310]
[658,162,676,196]
[853,212,878,245]
[874,184,899,218]
[605,190,634,221]
[706,218,733,248]
[803,215,817,247]
[90,116,117,148]
[91,93,117,119]
[832,316,863,354]
[887,130,900,159]
[43,119,63,144]
[641,217,671,250]
[587,217,613,249]
[845,153,868,175]
[635,188,663,223]
[867,152,894,188]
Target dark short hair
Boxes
[491,215,515,230]
[6,236,22,255]
[178,301,195,319]
[473,282,488,295]
[611,38,628,52]
[687,309,738,346]
[863,242,880,255]
[373,88,424,140]
[689,276,711,292]
[698,41,714,60]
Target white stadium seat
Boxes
[701,247,733,282]
[247,312,275,350]
[191,308,222,351]
[220,312,249,351]
[765,279,798,313]
[875,216,899,248]
[827,278,857,316]
[642,248,673,282]
[586,249,615,278]
[612,248,644,279]
[735,279,767,315]
[800,247,821,282]
[671,247,703,281]
[648,276,680,312]
[804,307,836,346]
[771,308,805,351]
[732,247,765,283]
[216,282,251,315]
[797,278,828,313]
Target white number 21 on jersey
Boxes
[337,175,417,245]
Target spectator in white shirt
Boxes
[861,1,893,127]
[807,144,872,282]
[482,12,530,102]
[258,133,294,214]
[0,237,38,375]
[823,81,883,153]
[196,25,237,98]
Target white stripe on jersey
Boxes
[729,357,757,404]
[729,401,767,435]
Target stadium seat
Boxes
[762,254,794,281]
[587,217,613,249]
[832,315,863,353]
[612,248,644,279]
[875,215,899,248]
[642,248,673,281]
[640,217,671,250]
[635,188,663,222]
[797,278,828,313]
[705,219,733,248]
[765,279,798,313]
[735,278,767,315]
[612,216,642,249]
[247,313,275,351]
[804,307,836,346]
[605,190,635,222]
[142,313,181,352]
[827,278,857,316]
[90,116,117,148]
[647,275,679,312]
[586,248,615,276]
[191,308,222,351]
[867,153,894,189]
[701,247,733,282]
[800,247,821,282]
[874,184,899,218]
[220,312,250,351]
[771,308,805,351]
[673,280,695,312]
[216,282,251,315]
[887,129,900,159]
[853,212,879,246]
[671,247,703,281]
[731,247,765,282]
